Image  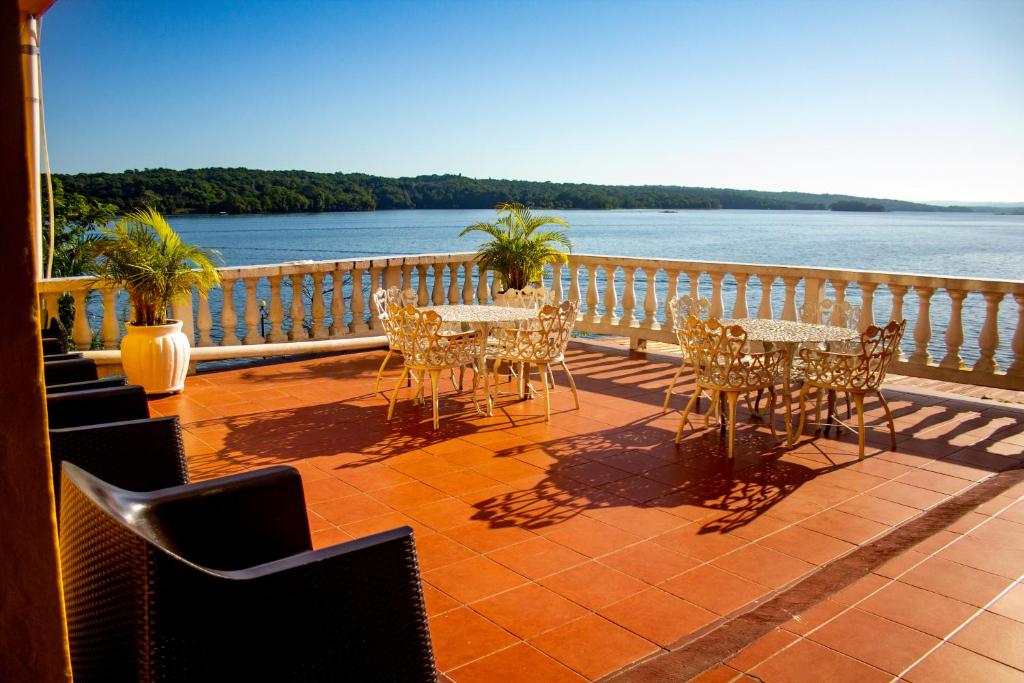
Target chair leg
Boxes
[704,389,719,428]
[662,362,686,413]
[767,387,778,439]
[797,383,810,439]
[726,392,738,459]
[561,360,580,410]
[814,387,823,430]
[375,349,393,392]
[429,370,441,430]
[675,389,700,444]
[853,392,865,459]
[878,390,897,450]
[541,363,551,420]
[492,357,503,406]
[387,366,409,421]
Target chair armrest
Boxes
[141,466,313,570]
[46,385,149,428]
[44,357,98,385]
[44,351,84,361]
[46,377,127,394]
[50,416,189,515]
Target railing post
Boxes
[383,263,400,289]
[69,289,92,349]
[243,277,262,344]
[431,264,445,305]
[462,261,474,304]
[756,274,774,319]
[641,267,659,329]
[369,264,383,329]
[781,276,799,321]
[267,275,287,343]
[197,294,213,347]
[586,265,600,322]
[350,266,369,333]
[709,272,724,319]
[416,264,430,306]
[973,291,1004,374]
[601,266,617,324]
[831,280,849,327]
[1008,293,1024,381]
[686,270,700,299]
[732,273,750,319]
[908,286,934,367]
[860,282,878,331]
[475,265,489,304]
[329,267,348,337]
[622,267,637,326]
[447,263,459,304]
[311,271,328,340]
[939,289,967,370]
[552,262,564,302]
[664,269,680,323]
[221,278,241,346]
[568,262,582,305]
[889,284,908,360]
[101,288,119,349]
[288,274,307,340]
[172,293,195,345]
[402,263,413,291]
[490,271,501,299]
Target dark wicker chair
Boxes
[60,463,437,682]
[47,377,127,394]
[42,337,65,356]
[49,416,189,516]
[42,317,70,355]
[46,385,149,429]
[44,357,98,385]
[43,351,84,362]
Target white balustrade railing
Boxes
[38,251,1024,390]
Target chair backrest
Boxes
[44,357,98,385]
[49,416,189,517]
[59,462,436,681]
[801,299,861,330]
[47,377,128,395]
[46,384,149,429]
[496,300,578,362]
[494,285,553,309]
[682,317,785,389]
[387,304,476,368]
[373,287,417,342]
[669,295,711,330]
[858,319,906,388]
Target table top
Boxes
[724,318,859,344]
[422,304,539,324]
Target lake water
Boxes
[161,209,1023,368]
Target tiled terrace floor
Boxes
[150,342,1024,682]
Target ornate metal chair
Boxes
[493,285,553,309]
[386,304,481,429]
[800,298,862,353]
[673,317,789,459]
[663,295,711,412]
[59,463,436,681]
[796,319,907,459]
[373,287,418,391]
[488,300,580,420]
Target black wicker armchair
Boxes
[44,357,98,385]
[49,416,189,516]
[60,463,437,682]
[46,385,149,429]
[47,377,127,394]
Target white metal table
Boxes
[422,305,538,415]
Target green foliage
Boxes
[93,208,222,326]
[830,200,886,212]
[459,203,572,290]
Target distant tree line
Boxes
[830,200,886,212]
[53,167,971,215]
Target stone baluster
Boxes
[432,264,445,305]
[831,280,849,327]
[267,275,287,342]
[908,286,934,367]
[383,264,401,289]
[69,289,92,349]
[101,289,120,349]
[490,271,501,300]
[664,269,681,323]
[859,282,878,331]
[622,267,637,326]
[709,272,725,319]
[972,291,1004,374]
[686,270,700,300]
[586,265,600,322]
[939,289,967,370]
[756,274,774,319]
[329,268,348,337]
[475,265,488,304]
[311,272,328,339]
[171,293,195,345]
[569,263,582,303]
[417,265,430,306]
[781,277,799,321]
[602,266,618,324]
[243,277,262,344]
[197,295,213,346]
[447,264,459,304]
[41,292,59,327]
[642,267,659,329]
[889,284,908,360]
[369,266,383,329]
[221,279,241,346]
[288,274,307,340]
[732,273,750,319]
[462,261,475,304]
[402,264,413,291]
[552,262,564,302]
[1008,294,1024,381]
[350,268,369,333]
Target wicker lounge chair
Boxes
[46,384,149,429]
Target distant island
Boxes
[52,167,1013,215]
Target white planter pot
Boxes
[120,319,190,395]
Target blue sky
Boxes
[41,0,1023,202]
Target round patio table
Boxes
[421,305,538,415]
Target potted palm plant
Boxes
[459,202,572,291]
[94,208,221,394]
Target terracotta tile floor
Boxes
[149,341,1024,682]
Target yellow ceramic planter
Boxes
[120,319,190,394]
